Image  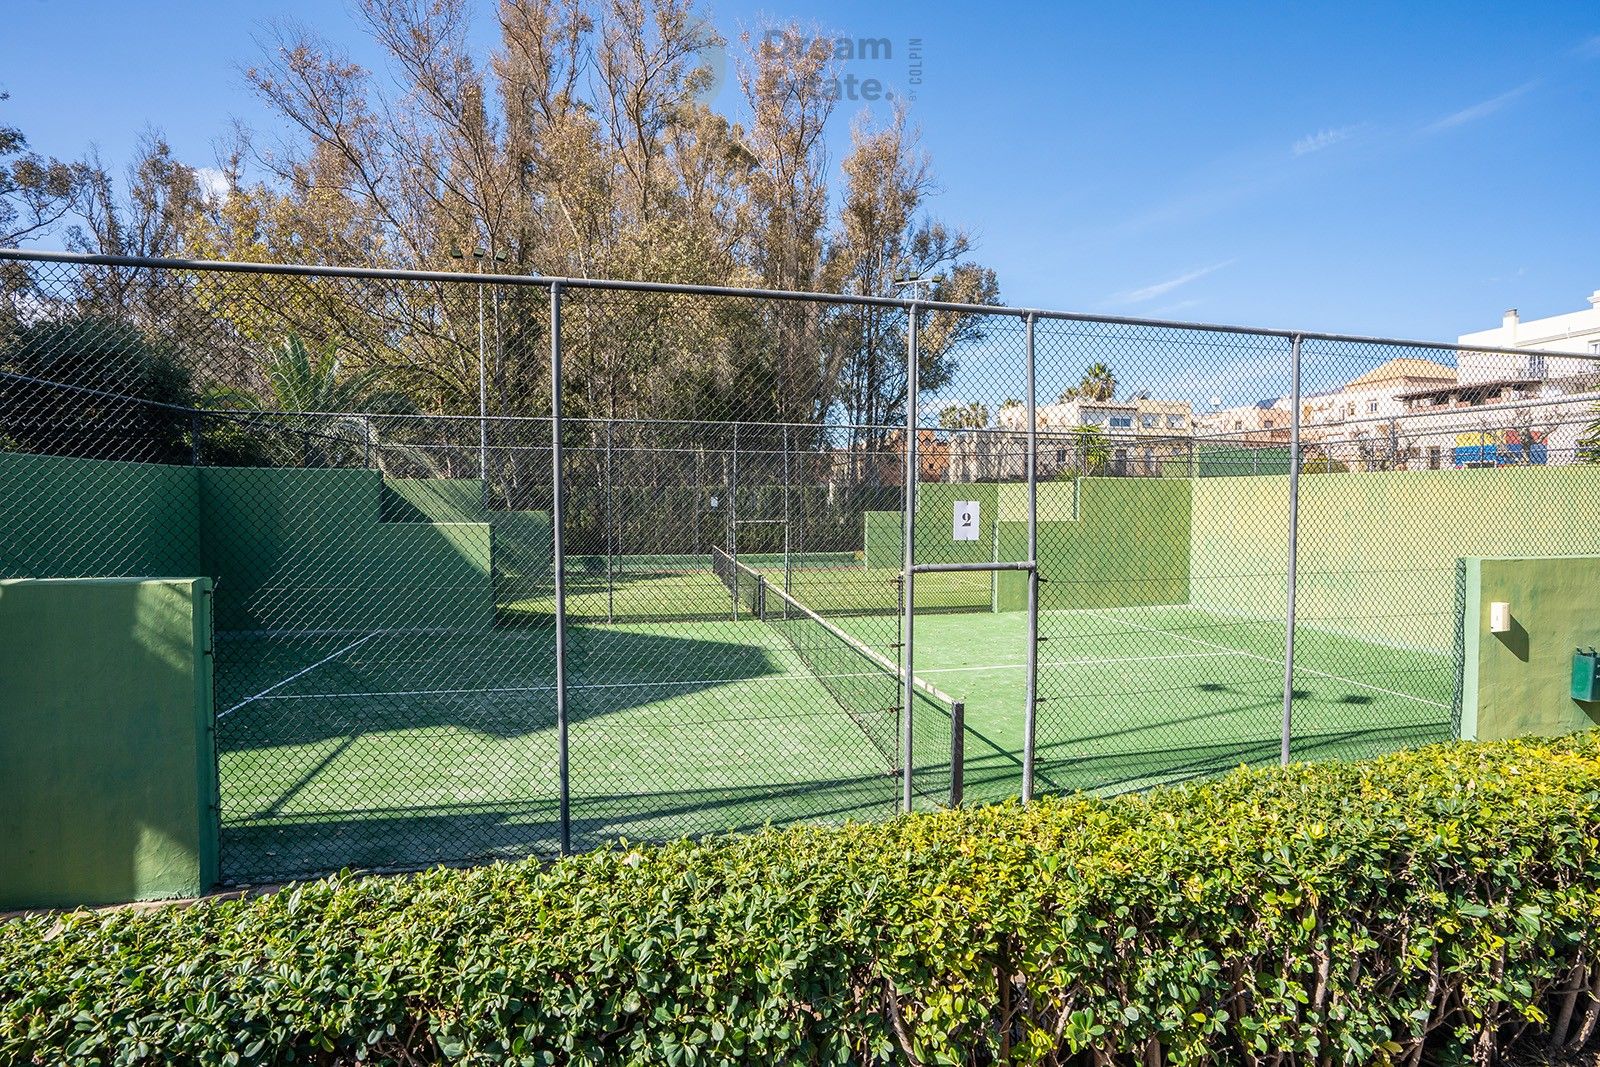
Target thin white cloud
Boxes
[195,167,230,203]
[1112,259,1236,305]
[1424,80,1538,133]
[1575,34,1600,59]
[1149,297,1203,318]
[1292,125,1361,156]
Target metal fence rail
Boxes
[4,247,1599,884]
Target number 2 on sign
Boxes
[953,500,980,541]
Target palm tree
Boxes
[1080,362,1117,402]
[1058,363,1118,403]
[937,401,991,430]
[260,334,402,414]
[1067,424,1110,475]
[246,335,435,474]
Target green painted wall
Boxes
[493,510,554,600]
[863,479,1188,611]
[199,467,493,633]
[1188,474,1290,629]
[1459,556,1600,742]
[2,455,497,636]
[382,478,487,523]
[0,578,217,909]
[997,480,1079,522]
[864,483,1001,568]
[0,452,200,579]
[1190,466,1600,652]
[996,477,1192,611]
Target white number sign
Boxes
[953,500,980,541]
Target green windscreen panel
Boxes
[0,577,217,909]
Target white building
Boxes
[1457,291,1600,384]
[945,395,1194,481]
[1193,397,1292,443]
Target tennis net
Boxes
[711,547,962,804]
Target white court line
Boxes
[219,632,382,717]
[243,651,1240,703]
[1079,608,1451,711]
[252,670,901,701]
[919,650,1237,674]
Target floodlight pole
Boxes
[1023,311,1039,804]
[901,300,919,814]
[1281,333,1304,767]
[551,281,571,853]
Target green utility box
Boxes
[1574,649,1599,703]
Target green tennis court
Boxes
[215,552,1456,883]
[840,604,1455,805]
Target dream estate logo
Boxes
[762,32,924,102]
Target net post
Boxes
[550,281,571,854]
[901,301,919,815]
[1281,332,1304,767]
[1023,311,1039,804]
[950,701,965,808]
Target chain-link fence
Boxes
[4,248,1599,884]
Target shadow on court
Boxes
[216,623,781,752]
[220,772,903,885]
[1033,720,1454,798]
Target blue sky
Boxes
[4,0,1598,346]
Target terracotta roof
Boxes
[1345,357,1457,390]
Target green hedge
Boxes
[4,735,1599,1065]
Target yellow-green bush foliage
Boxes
[3,734,1598,1065]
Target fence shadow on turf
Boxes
[1034,722,1454,798]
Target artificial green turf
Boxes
[848,604,1455,805]
[213,575,1455,884]
[500,564,992,626]
[214,618,929,883]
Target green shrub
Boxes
[3,734,1599,1065]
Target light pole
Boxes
[451,246,507,503]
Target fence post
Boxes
[901,302,919,814]
[478,279,489,509]
[1281,333,1304,766]
[550,282,571,853]
[782,424,792,597]
[1023,311,1039,804]
[605,418,614,625]
[190,410,203,467]
[730,422,740,621]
